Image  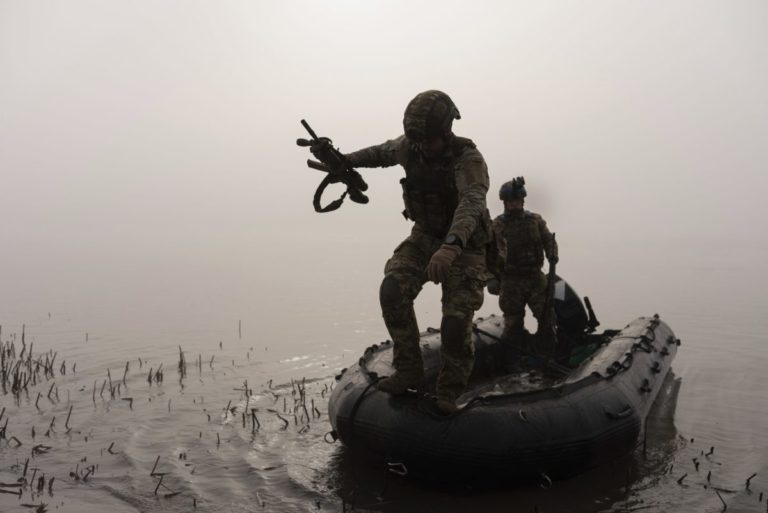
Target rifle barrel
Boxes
[300,119,319,141]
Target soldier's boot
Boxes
[379,294,424,396]
[533,308,558,358]
[434,396,459,415]
[434,315,474,415]
[377,369,424,395]
[501,316,526,371]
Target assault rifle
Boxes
[296,119,369,213]
[538,233,558,356]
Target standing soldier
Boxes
[491,177,559,359]
[320,90,491,414]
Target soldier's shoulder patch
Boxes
[389,135,410,163]
[454,149,488,188]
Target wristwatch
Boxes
[444,234,462,248]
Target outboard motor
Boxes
[553,276,600,354]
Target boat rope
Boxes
[347,376,383,442]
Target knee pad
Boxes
[379,276,403,309]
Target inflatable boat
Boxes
[327,278,680,485]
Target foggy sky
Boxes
[2,1,767,332]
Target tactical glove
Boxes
[546,243,559,264]
[426,244,461,284]
[309,137,331,157]
[309,138,342,171]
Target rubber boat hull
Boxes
[328,314,679,485]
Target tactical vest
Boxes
[502,211,544,272]
[399,137,475,237]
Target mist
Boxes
[2,0,767,335]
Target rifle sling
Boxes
[313,174,347,213]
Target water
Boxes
[3,1,768,511]
[1,238,767,513]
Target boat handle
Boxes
[387,462,408,476]
[604,405,633,420]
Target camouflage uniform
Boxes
[491,209,558,356]
[346,134,491,403]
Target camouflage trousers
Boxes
[379,226,486,401]
[499,270,556,357]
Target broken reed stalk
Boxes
[64,405,73,431]
[107,368,113,395]
[715,489,727,510]
[178,346,186,379]
[150,455,160,476]
[154,474,164,495]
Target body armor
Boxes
[502,211,544,272]
[400,137,476,237]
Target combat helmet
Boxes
[499,176,527,200]
[403,90,461,141]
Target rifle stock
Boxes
[538,233,557,352]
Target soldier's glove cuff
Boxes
[426,244,461,284]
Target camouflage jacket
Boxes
[490,209,557,275]
[345,135,490,250]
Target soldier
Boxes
[321,90,491,414]
[491,177,559,359]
